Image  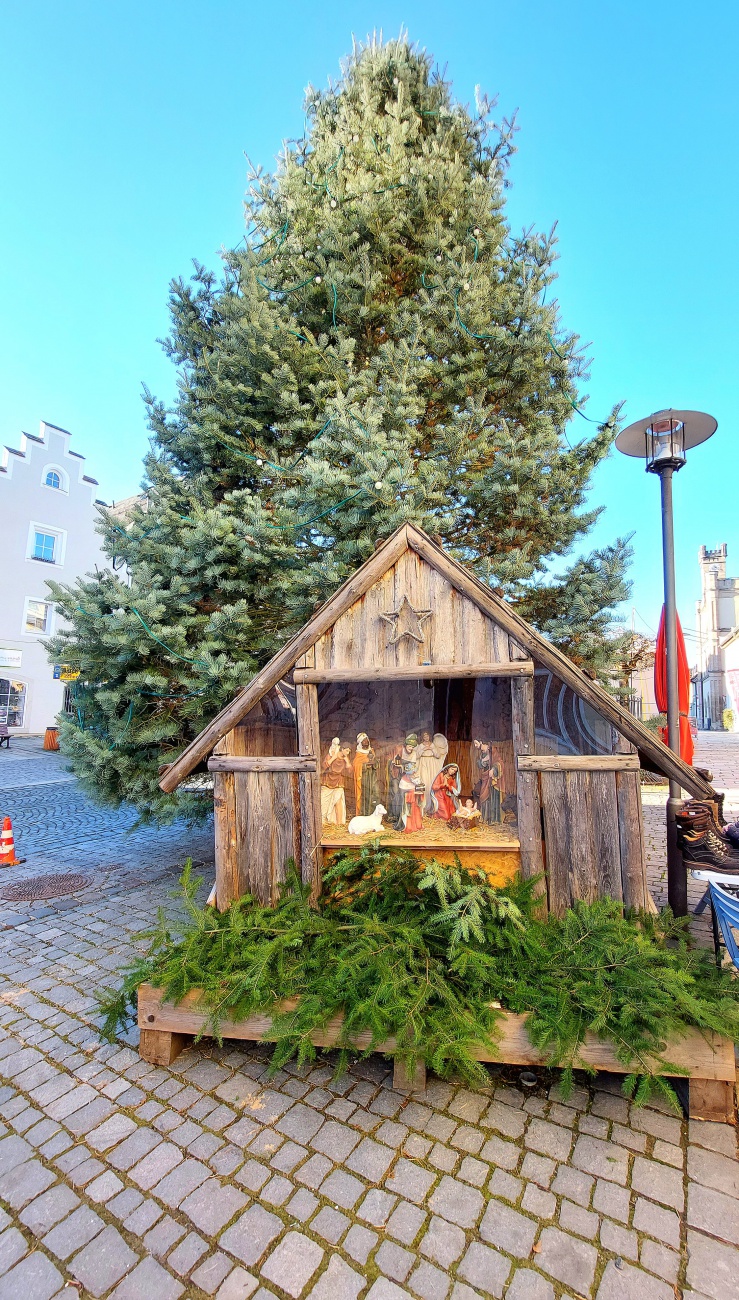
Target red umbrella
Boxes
[654,605,694,765]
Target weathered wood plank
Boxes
[517,754,640,772]
[616,763,648,911]
[139,1028,191,1066]
[539,770,569,916]
[213,770,238,911]
[295,682,323,897]
[567,771,597,904]
[207,755,317,773]
[294,662,534,683]
[510,676,547,912]
[689,1079,736,1123]
[271,771,296,898]
[589,770,623,903]
[393,1058,427,1094]
[243,771,273,906]
[137,985,737,1085]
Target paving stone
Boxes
[611,1122,647,1153]
[42,1203,105,1259]
[0,1226,28,1273]
[359,1189,398,1227]
[377,1121,409,1147]
[688,1144,739,1196]
[559,1198,598,1239]
[0,1250,64,1300]
[519,1153,554,1188]
[630,1107,682,1146]
[190,1252,234,1296]
[261,1230,324,1297]
[107,1187,144,1221]
[70,1222,138,1296]
[425,1115,456,1144]
[640,1239,680,1284]
[0,1156,55,1207]
[216,1082,292,1124]
[287,1188,319,1222]
[482,1100,526,1139]
[223,1118,262,1148]
[124,1198,163,1235]
[311,1205,349,1244]
[18,1181,79,1234]
[248,1128,284,1158]
[419,1215,466,1267]
[365,1282,412,1300]
[631,1155,684,1211]
[64,1096,116,1135]
[68,1154,107,1187]
[504,1270,555,1299]
[307,1254,365,1300]
[376,1240,415,1282]
[596,1258,673,1299]
[535,1226,598,1294]
[449,1090,488,1123]
[591,1091,631,1123]
[143,1214,187,1257]
[86,1169,125,1202]
[180,1177,248,1234]
[688,1120,737,1157]
[427,1174,483,1228]
[346,1136,395,1182]
[154,1156,211,1208]
[271,1141,307,1173]
[387,1200,426,1246]
[457,1155,487,1187]
[449,1286,481,1300]
[386,1158,436,1205]
[488,1168,522,1202]
[220,1203,283,1267]
[263,1173,295,1206]
[344,1221,378,1265]
[108,1126,162,1170]
[311,1120,361,1162]
[428,1143,458,1173]
[130,1140,184,1190]
[632,1196,681,1249]
[0,1134,32,1176]
[687,1180,739,1246]
[109,1255,186,1299]
[277,1103,325,1144]
[525,1118,573,1162]
[572,1134,630,1186]
[295,1152,332,1189]
[600,1217,638,1260]
[457,1242,511,1297]
[652,1138,683,1168]
[408,1259,449,1300]
[479,1200,537,1257]
[321,1168,366,1209]
[86,1112,138,1151]
[168,1230,209,1275]
[237,1159,271,1192]
[479,1134,520,1170]
[215,1265,259,1299]
[592,1178,630,1223]
[521,1184,556,1219]
[450,1125,484,1154]
[578,1113,610,1139]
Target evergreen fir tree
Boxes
[48,36,631,819]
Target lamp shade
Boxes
[615,409,717,459]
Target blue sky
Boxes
[1,0,736,654]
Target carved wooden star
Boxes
[380,595,432,645]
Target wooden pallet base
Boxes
[137,984,736,1122]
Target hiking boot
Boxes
[680,836,739,871]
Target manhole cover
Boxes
[0,873,92,902]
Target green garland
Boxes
[99,847,739,1106]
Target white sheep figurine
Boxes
[347,804,388,836]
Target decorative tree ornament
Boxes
[330,198,337,208]
[473,227,480,236]
[435,254,442,263]
[352,134,359,142]
[314,275,322,283]
[463,282,470,291]
[255,458,264,466]
[393,76,399,85]
[374,481,383,490]
[380,594,432,645]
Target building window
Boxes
[0,679,26,728]
[62,684,75,714]
[24,599,51,635]
[45,470,61,489]
[41,465,68,492]
[32,530,57,563]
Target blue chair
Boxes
[708,880,739,970]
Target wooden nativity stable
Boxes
[148,525,734,1118]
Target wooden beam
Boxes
[207,755,317,773]
[403,526,714,802]
[689,1079,736,1123]
[159,525,413,792]
[293,661,534,683]
[516,754,641,773]
[510,675,547,913]
[137,984,737,1088]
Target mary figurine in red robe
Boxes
[431,763,461,821]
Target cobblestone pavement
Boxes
[0,737,737,1299]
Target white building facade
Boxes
[0,421,108,736]
[692,544,739,731]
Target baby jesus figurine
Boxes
[449,798,482,832]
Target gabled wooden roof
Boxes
[160,524,713,799]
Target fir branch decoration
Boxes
[99,851,739,1105]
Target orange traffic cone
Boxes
[0,817,24,867]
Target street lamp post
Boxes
[616,409,718,916]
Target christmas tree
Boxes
[48,37,630,819]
